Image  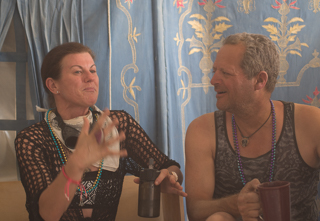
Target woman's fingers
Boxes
[90,109,112,134]
[79,109,127,157]
[99,130,126,157]
[166,183,187,197]
[90,109,121,145]
[105,148,128,157]
[80,117,91,136]
[155,169,168,185]
[133,177,140,184]
[173,181,183,190]
[153,169,187,197]
[175,189,188,197]
[102,119,119,141]
[101,131,125,146]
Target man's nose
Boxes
[210,71,218,86]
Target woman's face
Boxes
[54,52,99,110]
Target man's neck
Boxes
[228,98,272,129]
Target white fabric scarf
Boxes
[42,105,120,172]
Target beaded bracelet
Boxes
[61,166,87,203]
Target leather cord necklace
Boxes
[232,100,276,186]
[234,108,272,147]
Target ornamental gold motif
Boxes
[237,0,256,14]
[263,0,308,85]
[117,0,141,122]
[186,0,232,93]
[309,0,320,13]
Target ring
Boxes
[258,215,264,220]
[169,171,178,182]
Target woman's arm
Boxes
[113,110,186,197]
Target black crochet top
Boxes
[15,110,180,221]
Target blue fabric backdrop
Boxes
[0,0,15,48]
[1,0,320,220]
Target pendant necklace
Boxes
[232,100,276,185]
[234,108,272,147]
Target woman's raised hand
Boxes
[71,109,127,171]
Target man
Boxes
[185,32,320,221]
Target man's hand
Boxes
[237,179,261,221]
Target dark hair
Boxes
[41,42,95,107]
[223,33,279,92]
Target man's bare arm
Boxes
[185,113,240,221]
[295,103,320,169]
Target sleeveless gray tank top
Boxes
[213,101,319,220]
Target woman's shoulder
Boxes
[16,120,48,141]
[109,109,130,116]
[109,110,133,121]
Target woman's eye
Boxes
[74,70,82,74]
[90,70,97,74]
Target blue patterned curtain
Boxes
[17,0,84,109]
[164,0,320,164]
[15,0,320,181]
[0,0,16,48]
[1,0,320,219]
[16,0,169,155]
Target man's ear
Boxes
[46,78,59,94]
[254,71,268,90]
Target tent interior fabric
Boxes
[1,0,320,220]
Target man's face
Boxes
[211,44,255,113]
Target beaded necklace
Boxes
[46,108,104,194]
[232,100,276,185]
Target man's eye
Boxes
[212,68,216,74]
[222,71,230,75]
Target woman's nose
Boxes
[83,70,95,82]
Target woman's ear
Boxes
[46,78,59,94]
[254,71,268,91]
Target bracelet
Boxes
[170,171,179,182]
[61,166,87,203]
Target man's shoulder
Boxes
[185,112,217,157]
[192,111,215,124]
[293,102,320,131]
[187,112,216,135]
[294,102,320,116]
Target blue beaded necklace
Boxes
[232,100,276,185]
[46,108,104,193]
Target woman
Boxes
[15,42,186,221]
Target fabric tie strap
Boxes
[61,166,87,203]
